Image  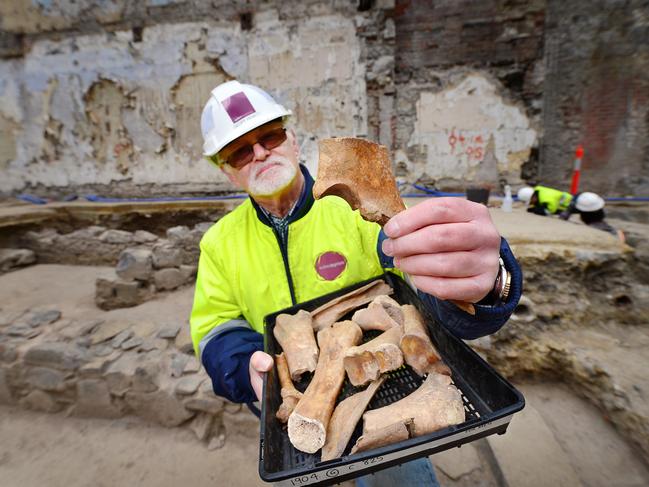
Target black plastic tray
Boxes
[259,273,525,486]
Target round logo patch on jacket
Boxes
[315,252,347,280]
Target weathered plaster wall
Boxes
[540,0,649,195]
[392,0,546,190]
[0,1,368,196]
[1,0,647,196]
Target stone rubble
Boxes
[0,307,239,448]
[0,248,36,273]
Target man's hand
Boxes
[249,351,274,402]
[382,198,501,303]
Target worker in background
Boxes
[518,186,624,242]
[517,185,573,216]
[191,80,523,486]
[561,192,625,242]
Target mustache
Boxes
[250,157,290,179]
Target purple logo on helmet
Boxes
[315,252,347,281]
[222,92,256,123]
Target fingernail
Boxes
[382,239,393,256]
[384,219,400,237]
[393,256,400,267]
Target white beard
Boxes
[247,156,298,196]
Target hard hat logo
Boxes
[222,91,256,124]
[201,80,292,159]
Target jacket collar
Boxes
[250,164,315,227]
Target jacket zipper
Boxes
[271,225,297,305]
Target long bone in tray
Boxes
[313,137,475,315]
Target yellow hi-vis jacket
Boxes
[533,185,573,214]
[190,193,386,356]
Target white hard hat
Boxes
[200,80,292,157]
[517,186,534,203]
[575,192,605,212]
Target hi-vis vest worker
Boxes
[518,185,573,215]
[190,80,522,405]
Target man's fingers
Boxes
[394,251,488,278]
[383,222,477,257]
[384,198,484,238]
[250,351,274,372]
[410,274,495,303]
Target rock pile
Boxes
[89,223,213,309]
[0,308,255,448]
[0,248,36,274]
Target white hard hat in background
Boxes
[575,192,605,212]
[517,186,534,203]
[201,80,292,157]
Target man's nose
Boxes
[252,142,271,161]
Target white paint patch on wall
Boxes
[0,14,365,194]
[408,73,537,186]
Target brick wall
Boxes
[540,0,649,195]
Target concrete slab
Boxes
[487,402,582,487]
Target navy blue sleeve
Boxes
[201,327,263,404]
[418,238,523,339]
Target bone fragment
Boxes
[273,310,319,381]
[399,304,445,377]
[343,327,404,387]
[275,353,303,423]
[288,321,363,453]
[321,376,386,461]
[361,373,465,437]
[314,137,406,226]
[352,294,403,332]
[350,419,413,455]
[311,280,393,332]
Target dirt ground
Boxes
[0,405,266,487]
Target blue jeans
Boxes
[355,457,440,487]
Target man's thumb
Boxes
[251,351,273,372]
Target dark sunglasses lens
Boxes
[259,129,287,150]
[228,146,254,168]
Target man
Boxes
[190,80,522,486]
[561,192,625,242]
[517,184,573,216]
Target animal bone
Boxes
[343,327,404,387]
[361,373,465,437]
[275,352,303,424]
[311,280,393,332]
[321,376,386,461]
[273,309,319,381]
[399,304,445,377]
[350,419,413,455]
[352,294,403,332]
[288,321,363,454]
[313,137,406,226]
[314,137,475,314]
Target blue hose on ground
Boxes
[15,190,649,205]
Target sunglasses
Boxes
[209,127,288,169]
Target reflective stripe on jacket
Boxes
[190,171,385,356]
[534,185,573,214]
